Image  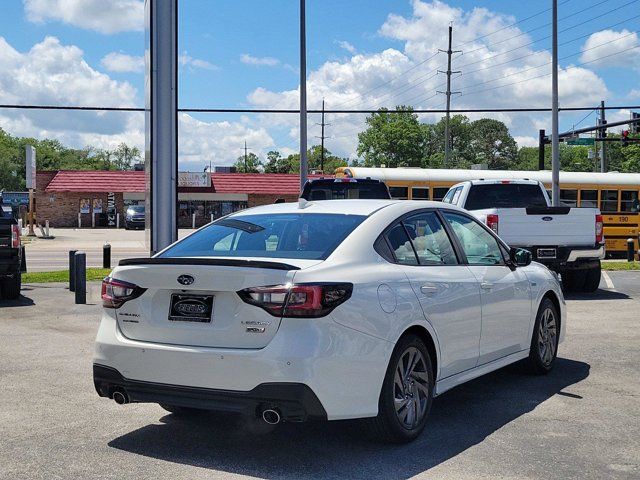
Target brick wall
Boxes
[247,193,298,207]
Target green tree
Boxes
[468,118,518,169]
[233,152,262,173]
[357,106,426,167]
[111,143,141,170]
[263,150,293,173]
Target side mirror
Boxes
[510,247,532,267]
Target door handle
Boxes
[481,282,494,290]
[420,284,438,295]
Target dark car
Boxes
[300,178,391,201]
[0,198,22,299]
[124,205,145,230]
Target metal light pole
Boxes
[551,0,560,206]
[299,0,308,190]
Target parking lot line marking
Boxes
[602,271,615,290]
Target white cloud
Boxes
[240,54,281,67]
[179,52,217,71]
[24,0,144,34]
[514,136,538,148]
[580,29,640,68]
[336,40,357,54]
[101,52,144,73]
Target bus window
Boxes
[580,190,598,208]
[560,189,577,207]
[600,190,619,212]
[433,187,449,201]
[411,187,429,199]
[388,186,408,200]
[621,191,640,212]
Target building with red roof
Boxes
[35,170,326,228]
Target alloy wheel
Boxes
[393,347,430,429]
[538,308,558,366]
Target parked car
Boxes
[93,199,565,443]
[0,199,22,299]
[300,178,391,200]
[442,179,604,292]
[124,205,145,230]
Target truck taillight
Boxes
[101,277,146,308]
[11,224,20,249]
[486,214,499,234]
[238,283,353,318]
[595,214,603,244]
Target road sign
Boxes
[566,138,595,146]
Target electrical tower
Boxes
[315,99,331,173]
[438,24,462,167]
[243,140,252,172]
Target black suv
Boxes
[300,178,391,201]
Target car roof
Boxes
[231,199,464,217]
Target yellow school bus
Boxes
[336,167,640,256]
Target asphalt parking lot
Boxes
[1,272,638,480]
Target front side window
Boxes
[600,190,619,212]
[160,213,365,260]
[442,212,504,266]
[403,212,458,265]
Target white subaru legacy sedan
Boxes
[94,199,565,443]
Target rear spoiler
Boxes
[118,257,301,271]
[525,206,571,215]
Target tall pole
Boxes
[599,100,606,173]
[551,0,560,206]
[538,129,546,170]
[244,140,248,172]
[299,0,308,190]
[320,99,325,173]
[438,24,461,167]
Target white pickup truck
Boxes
[442,179,605,292]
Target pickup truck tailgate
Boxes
[495,207,596,247]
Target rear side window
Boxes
[384,224,418,265]
[403,212,457,265]
[465,184,548,209]
[160,213,365,260]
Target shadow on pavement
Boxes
[109,358,589,479]
[565,288,630,301]
[0,294,35,307]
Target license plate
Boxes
[537,248,557,259]
[168,294,213,323]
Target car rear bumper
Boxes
[93,310,393,420]
[93,364,327,422]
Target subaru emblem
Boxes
[542,216,553,221]
[177,274,195,286]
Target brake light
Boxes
[101,277,146,308]
[238,283,353,318]
[11,224,20,249]
[486,214,499,234]
[595,214,603,244]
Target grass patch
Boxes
[22,268,112,283]
[601,261,640,271]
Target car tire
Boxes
[363,334,434,443]
[582,264,601,293]
[1,274,21,300]
[159,403,207,416]
[526,298,559,375]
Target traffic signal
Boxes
[631,112,640,135]
[621,130,630,147]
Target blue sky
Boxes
[0,0,639,169]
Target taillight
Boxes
[11,224,20,249]
[101,277,146,308]
[238,283,353,318]
[595,214,603,244]
[486,214,499,234]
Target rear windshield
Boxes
[465,184,548,209]
[301,182,391,200]
[159,213,366,260]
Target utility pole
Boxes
[243,140,251,172]
[315,99,330,173]
[299,0,308,190]
[438,23,462,168]
[550,0,560,206]
[599,100,606,173]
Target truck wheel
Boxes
[582,264,601,292]
[562,271,585,292]
[1,274,21,300]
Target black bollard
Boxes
[74,251,86,304]
[103,243,111,269]
[69,249,78,291]
[20,245,27,273]
[628,238,635,262]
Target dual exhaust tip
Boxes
[111,390,282,425]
